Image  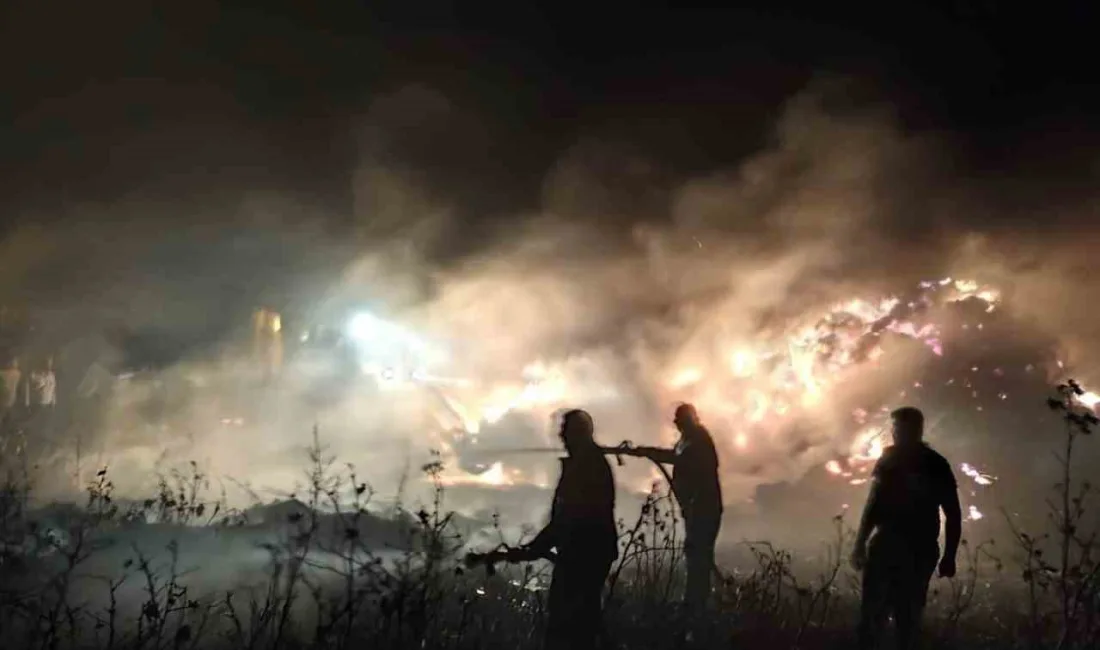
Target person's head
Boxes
[674,403,702,436]
[559,409,596,455]
[890,406,925,448]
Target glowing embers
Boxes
[659,276,1001,482]
[729,349,758,378]
[1074,390,1100,410]
[960,462,996,486]
[425,275,1009,496]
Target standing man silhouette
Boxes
[851,406,962,650]
[498,409,618,650]
[614,403,722,613]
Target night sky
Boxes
[3,2,1099,219]
[1,1,1099,356]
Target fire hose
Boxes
[465,440,723,583]
[605,440,724,582]
[464,542,557,575]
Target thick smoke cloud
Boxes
[4,74,1099,548]
[331,75,1100,524]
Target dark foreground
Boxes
[0,477,1089,650]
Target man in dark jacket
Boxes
[615,403,723,612]
[509,409,618,650]
[850,406,962,650]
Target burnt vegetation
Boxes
[0,386,1096,650]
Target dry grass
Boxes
[0,384,1096,650]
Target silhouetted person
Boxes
[0,355,23,429]
[28,356,58,440]
[617,403,722,613]
[851,406,961,650]
[509,409,618,650]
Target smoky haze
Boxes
[3,71,1099,558]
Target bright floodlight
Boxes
[347,312,386,343]
[346,310,445,376]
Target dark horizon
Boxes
[4,2,1100,216]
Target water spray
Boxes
[463,439,721,582]
[461,443,637,468]
[461,446,562,456]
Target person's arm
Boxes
[854,476,881,552]
[521,465,567,559]
[523,521,557,559]
[941,464,962,564]
[602,444,677,464]
[631,446,677,465]
[853,454,890,562]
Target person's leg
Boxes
[579,558,613,650]
[545,565,571,650]
[0,406,9,455]
[858,538,893,650]
[35,404,54,440]
[569,568,600,650]
[684,546,706,613]
[547,560,607,650]
[894,544,939,650]
[684,517,719,614]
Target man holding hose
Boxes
[471,409,618,650]
[612,403,723,613]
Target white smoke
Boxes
[7,75,1100,545]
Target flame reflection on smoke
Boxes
[427,276,1006,496]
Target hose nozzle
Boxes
[599,440,636,466]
